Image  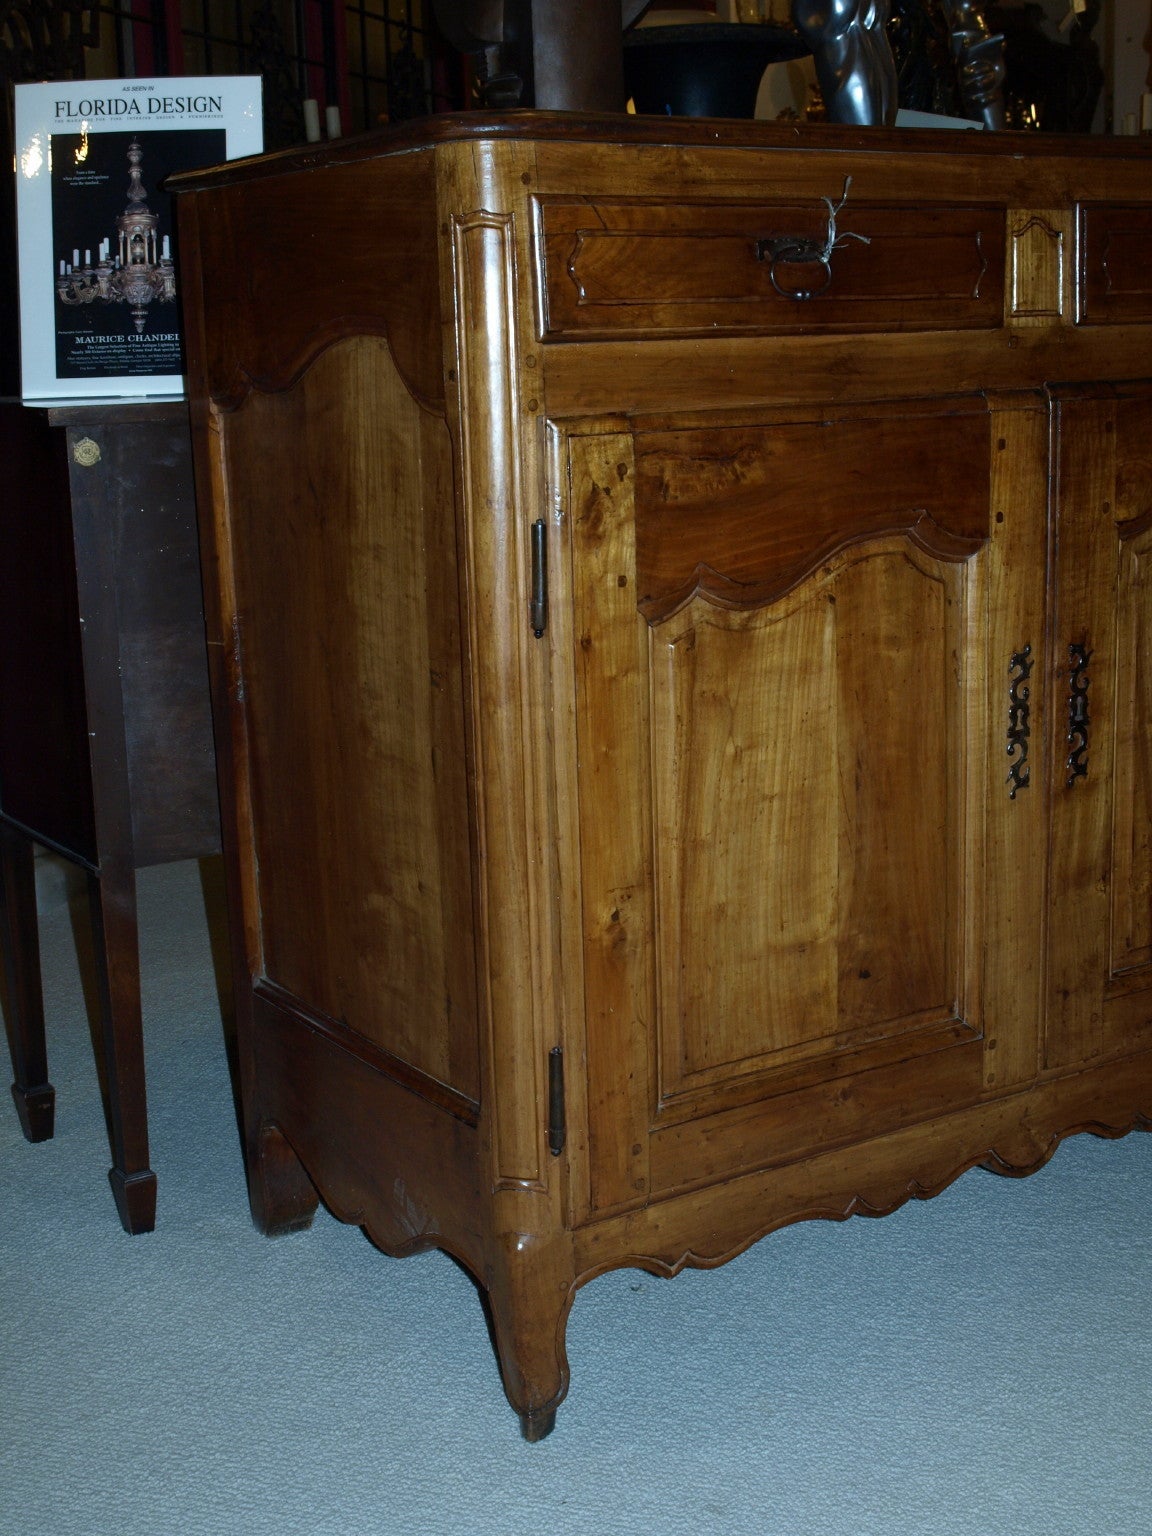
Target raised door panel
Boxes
[218,335,481,1113]
[1047,388,1152,1068]
[568,400,1002,1218]
[651,554,956,1097]
[1112,530,1152,977]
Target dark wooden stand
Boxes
[0,399,220,1233]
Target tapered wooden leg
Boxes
[486,1228,575,1441]
[0,824,55,1142]
[247,1120,320,1236]
[86,867,156,1235]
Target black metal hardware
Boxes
[530,518,547,638]
[1007,644,1033,798]
[755,236,836,299]
[754,176,870,301]
[547,1046,565,1157]
[1067,641,1091,785]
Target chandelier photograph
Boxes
[55,136,176,334]
[16,76,259,401]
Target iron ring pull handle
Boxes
[753,175,869,303]
[755,236,834,301]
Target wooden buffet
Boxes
[172,114,1152,1437]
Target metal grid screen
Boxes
[83,0,454,146]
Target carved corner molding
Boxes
[453,206,552,1194]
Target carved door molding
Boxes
[564,398,1004,1218]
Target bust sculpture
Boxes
[791,0,899,125]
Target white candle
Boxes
[325,105,342,139]
[72,248,80,267]
[162,235,170,259]
[84,249,91,266]
[59,259,66,275]
[1124,111,1138,135]
[303,98,321,142]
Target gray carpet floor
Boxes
[3,855,1151,1536]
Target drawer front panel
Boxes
[1079,204,1152,324]
[537,198,1006,340]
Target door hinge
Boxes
[547,1045,565,1156]
[530,518,547,638]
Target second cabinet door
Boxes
[1047,384,1152,1072]
[563,395,1047,1219]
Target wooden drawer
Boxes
[535,196,1006,340]
[1078,203,1152,324]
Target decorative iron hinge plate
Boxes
[1006,643,1033,799]
[1067,641,1092,785]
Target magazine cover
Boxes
[15,77,263,402]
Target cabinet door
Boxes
[566,398,1036,1218]
[1047,386,1152,1069]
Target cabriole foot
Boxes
[519,1408,557,1443]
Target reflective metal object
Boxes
[791,0,899,126]
[944,0,1006,130]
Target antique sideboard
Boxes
[172,115,1152,1437]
